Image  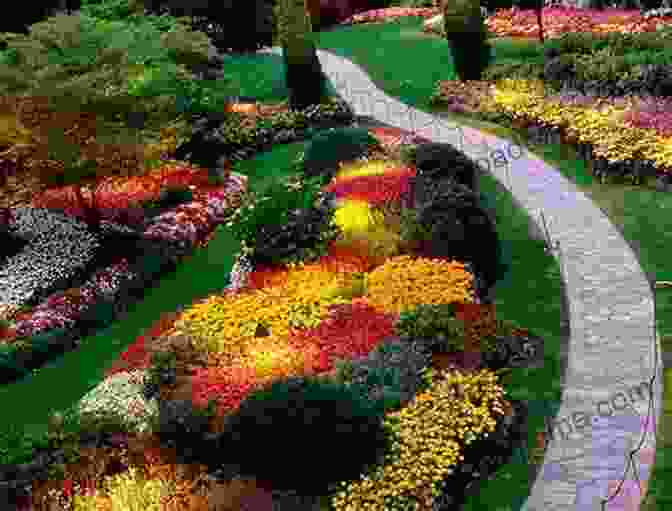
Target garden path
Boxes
[256,45,663,511]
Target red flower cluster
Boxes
[324,167,416,208]
[190,365,262,416]
[30,163,209,216]
[246,242,378,290]
[315,241,380,274]
[285,301,398,368]
[245,265,291,290]
[186,302,395,416]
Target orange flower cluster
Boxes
[367,255,476,315]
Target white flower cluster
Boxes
[77,369,160,434]
[642,6,672,18]
[12,259,137,338]
[225,252,254,291]
[0,208,100,309]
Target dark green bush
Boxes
[0,344,28,383]
[141,0,278,55]
[79,0,148,22]
[344,338,433,413]
[395,304,466,352]
[411,177,504,297]
[446,11,492,82]
[551,32,602,55]
[448,32,492,82]
[142,350,178,401]
[413,142,479,191]
[482,62,545,82]
[300,126,382,181]
[157,21,217,72]
[227,175,340,267]
[156,398,216,464]
[147,185,194,210]
[0,12,193,132]
[215,375,393,494]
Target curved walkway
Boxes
[259,46,663,510]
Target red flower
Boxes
[61,479,73,498]
[325,168,415,208]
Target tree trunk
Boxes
[277,0,328,112]
[305,0,321,31]
[535,4,544,43]
[72,183,102,234]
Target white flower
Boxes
[77,369,159,434]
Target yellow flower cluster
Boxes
[333,199,386,236]
[333,159,403,182]
[239,335,322,384]
[333,199,403,260]
[366,255,475,315]
[330,368,507,511]
[71,466,176,510]
[490,79,672,167]
[175,264,353,358]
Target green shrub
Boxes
[79,0,147,22]
[396,0,436,7]
[142,350,178,401]
[482,61,545,82]
[397,143,418,167]
[551,32,600,55]
[345,339,433,413]
[226,174,335,265]
[158,21,216,71]
[395,303,466,353]
[0,12,192,131]
[144,184,194,210]
[216,375,392,494]
[142,0,278,55]
[300,126,382,181]
[397,204,433,246]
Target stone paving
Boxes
[256,46,663,511]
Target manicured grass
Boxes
[212,49,342,104]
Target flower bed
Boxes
[5,129,543,511]
[0,164,248,382]
[422,7,672,39]
[431,77,672,185]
